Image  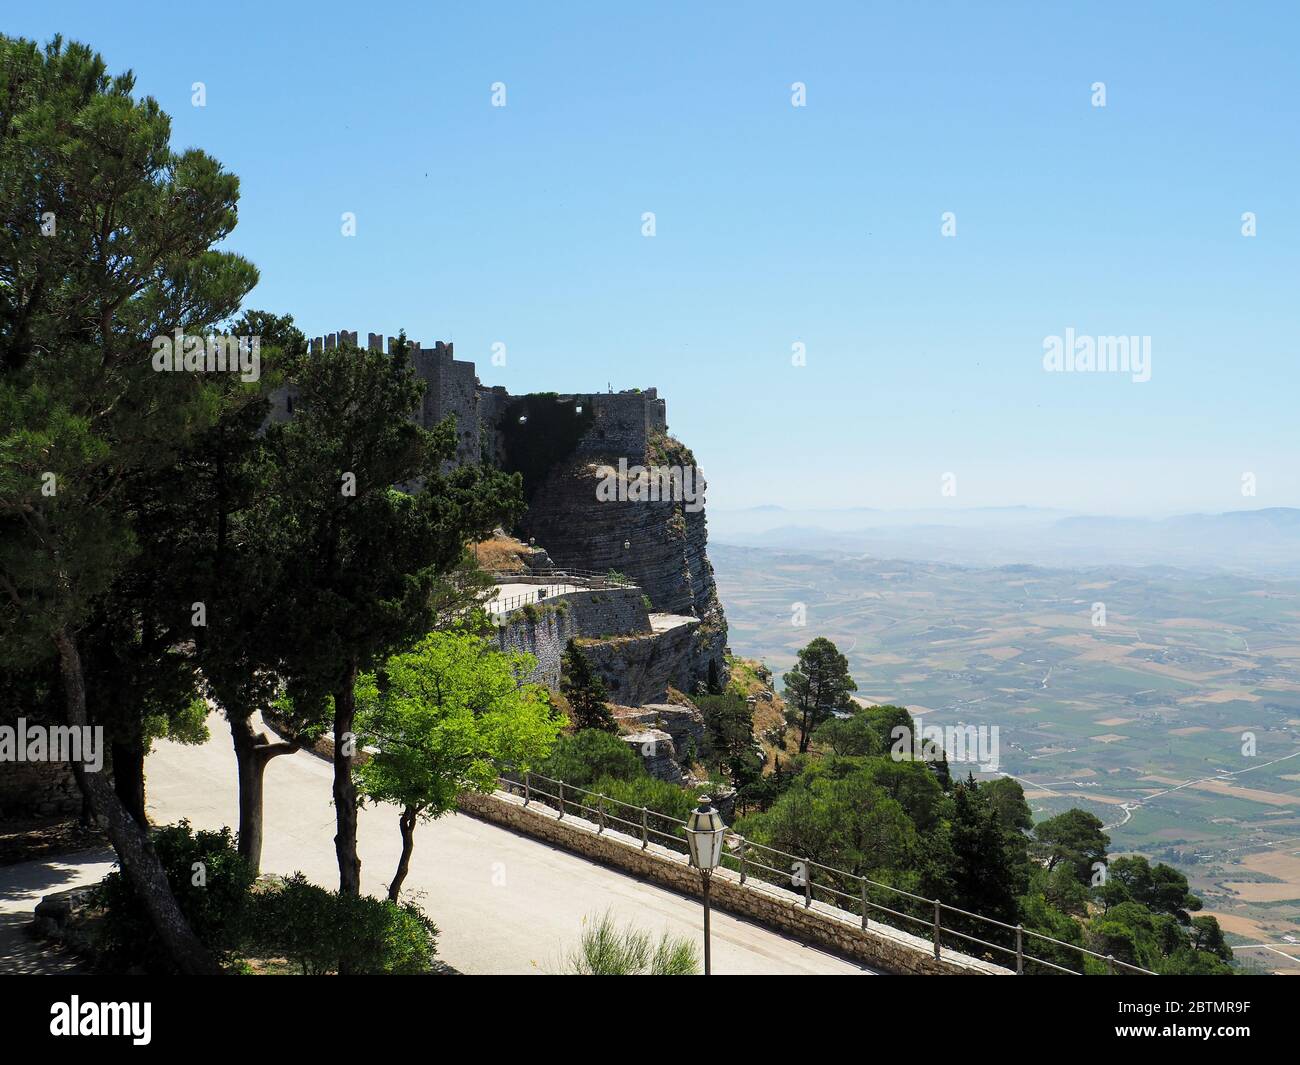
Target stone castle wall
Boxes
[561,587,651,639]
[492,587,655,694]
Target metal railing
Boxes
[497,769,1156,976]
[487,589,540,615]
[483,568,641,619]
[489,566,639,590]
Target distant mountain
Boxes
[710,508,1300,577]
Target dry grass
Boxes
[471,533,530,573]
[728,656,801,769]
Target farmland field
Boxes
[712,543,1300,972]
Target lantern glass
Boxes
[686,797,726,871]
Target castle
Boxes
[279,331,729,700]
[273,332,667,469]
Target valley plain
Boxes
[712,542,1300,973]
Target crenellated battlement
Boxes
[305,331,455,361]
[286,329,666,469]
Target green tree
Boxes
[984,777,1034,835]
[737,768,918,887]
[1087,900,1162,970]
[812,711,882,757]
[696,692,757,773]
[561,639,616,732]
[263,336,522,896]
[1107,854,1201,923]
[539,728,642,788]
[0,35,258,974]
[357,631,565,900]
[1036,861,1091,917]
[94,821,254,973]
[1188,915,1231,961]
[944,776,1024,927]
[151,308,315,874]
[1033,808,1110,885]
[782,637,857,754]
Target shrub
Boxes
[564,912,699,975]
[247,874,438,975]
[539,728,641,788]
[94,820,255,973]
[587,773,696,847]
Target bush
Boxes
[539,728,641,788]
[94,820,255,973]
[247,873,438,974]
[564,912,699,975]
[587,773,696,848]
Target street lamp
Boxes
[685,795,726,975]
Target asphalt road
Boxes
[121,716,870,975]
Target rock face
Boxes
[516,451,728,694]
[615,703,706,765]
[620,729,684,784]
[576,621,699,706]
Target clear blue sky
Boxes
[16,1,1300,514]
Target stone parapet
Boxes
[457,788,1011,976]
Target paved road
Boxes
[0,848,116,974]
[131,716,868,975]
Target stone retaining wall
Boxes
[0,757,82,819]
[457,788,1010,976]
[561,587,651,639]
[495,608,576,690]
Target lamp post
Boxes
[685,795,726,975]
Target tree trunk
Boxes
[229,714,302,876]
[53,629,221,975]
[388,805,419,902]
[333,664,361,896]
[111,734,147,826]
[230,718,262,872]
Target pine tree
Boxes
[0,35,258,974]
[561,639,616,732]
[783,637,858,753]
[263,335,522,897]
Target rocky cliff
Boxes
[514,432,728,694]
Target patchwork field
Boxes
[713,544,1300,969]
